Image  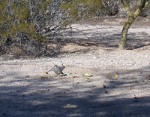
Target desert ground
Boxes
[0,18,150,117]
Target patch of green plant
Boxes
[0,0,49,45]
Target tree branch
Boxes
[121,0,131,16]
[138,0,149,9]
[134,0,149,18]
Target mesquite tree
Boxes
[119,0,149,49]
[61,0,149,49]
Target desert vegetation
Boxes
[0,1,150,117]
[0,0,149,57]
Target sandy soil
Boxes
[0,22,150,117]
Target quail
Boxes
[49,62,65,75]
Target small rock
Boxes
[105,90,109,94]
[103,85,107,88]
[134,96,139,102]
[63,104,78,109]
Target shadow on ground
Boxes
[1,25,149,59]
[0,66,150,117]
[58,28,150,50]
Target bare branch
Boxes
[138,0,149,9]
[121,0,131,16]
[134,0,149,17]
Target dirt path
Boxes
[0,23,150,117]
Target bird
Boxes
[49,61,65,75]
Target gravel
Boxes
[0,24,150,117]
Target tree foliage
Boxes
[0,0,149,55]
[60,0,118,23]
[0,0,53,44]
[0,0,57,56]
[61,0,149,49]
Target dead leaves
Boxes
[82,73,93,77]
[113,73,119,79]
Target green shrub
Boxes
[0,0,51,44]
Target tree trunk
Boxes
[119,0,149,49]
[119,15,135,49]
